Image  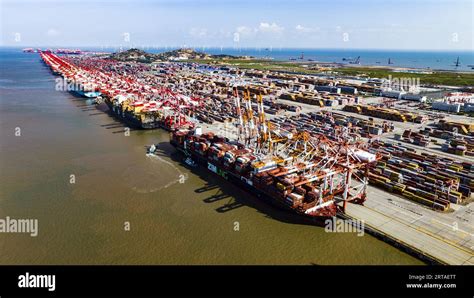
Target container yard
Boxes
[367,140,473,209]
[39,49,474,264]
[343,104,427,123]
[3,0,474,295]
[431,92,474,113]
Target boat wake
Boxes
[129,153,188,193]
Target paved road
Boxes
[345,199,474,265]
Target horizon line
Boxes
[1,45,473,52]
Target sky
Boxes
[0,0,472,50]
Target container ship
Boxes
[170,127,377,219]
[104,96,162,129]
[22,48,38,53]
[40,51,196,130]
[40,51,102,98]
[71,87,102,98]
[103,95,193,130]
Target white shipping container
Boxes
[432,101,461,113]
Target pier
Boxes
[343,202,474,265]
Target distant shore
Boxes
[14,46,474,87]
[189,57,474,87]
[8,46,474,72]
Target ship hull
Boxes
[104,98,163,130]
[72,90,102,98]
[67,82,101,98]
[171,141,336,223]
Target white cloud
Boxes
[233,26,254,42]
[189,27,208,39]
[46,28,60,37]
[258,22,284,34]
[236,26,254,36]
[358,25,410,33]
[233,22,284,43]
[295,25,320,33]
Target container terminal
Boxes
[40,49,474,264]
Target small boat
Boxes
[184,157,197,167]
[148,144,157,154]
[94,96,103,105]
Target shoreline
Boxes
[6,46,474,73]
[230,59,474,74]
